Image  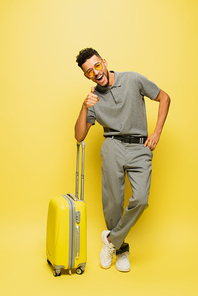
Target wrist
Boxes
[154,128,162,136]
[82,102,88,110]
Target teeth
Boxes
[97,75,103,80]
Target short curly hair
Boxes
[76,48,102,68]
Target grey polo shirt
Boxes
[87,71,160,137]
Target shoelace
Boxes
[105,244,115,257]
[107,247,114,255]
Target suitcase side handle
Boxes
[75,141,85,201]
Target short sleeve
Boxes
[137,73,160,100]
[87,106,96,125]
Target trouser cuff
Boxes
[116,242,129,255]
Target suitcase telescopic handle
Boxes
[75,141,85,201]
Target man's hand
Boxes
[83,86,99,109]
[144,131,161,151]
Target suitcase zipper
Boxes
[62,195,75,271]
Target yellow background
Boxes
[1,0,198,295]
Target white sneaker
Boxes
[116,252,131,272]
[100,231,115,269]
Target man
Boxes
[75,48,170,272]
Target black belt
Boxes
[104,135,147,144]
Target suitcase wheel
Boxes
[53,269,61,277]
[76,267,84,275]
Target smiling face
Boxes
[82,55,110,87]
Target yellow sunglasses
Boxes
[85,62,103,78]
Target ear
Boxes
[103,59,108,67]
[84,73,90,80]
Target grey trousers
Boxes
[101,137,153,250]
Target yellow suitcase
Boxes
[46,142,87,276]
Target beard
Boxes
[103,70,110,87]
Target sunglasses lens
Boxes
[95,62,102,71]
[87,69,94,77]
